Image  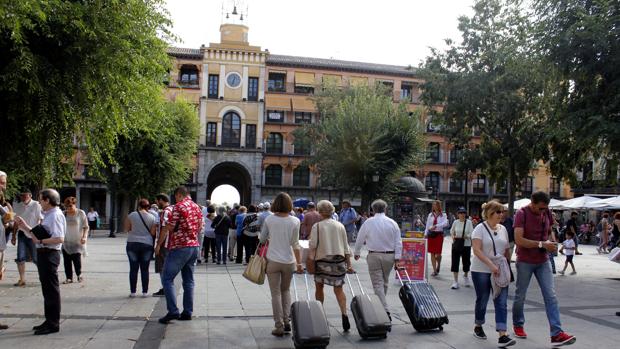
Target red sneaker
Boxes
[551,332,576,346]
[513,326,527,338]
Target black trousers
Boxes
[235,234,245,263]
[62,249,82,280]
[37,249,61,329]
[450,245,471,273]
[203,237,216,261]
[243,235,259,263]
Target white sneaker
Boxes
[141,293,149,298]
[451,282,459,289]
[129,293,136,298]
[463,276,471,287]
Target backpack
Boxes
[243,213,261,237]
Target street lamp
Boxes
[372,172,380,183]
[109,165,118,238]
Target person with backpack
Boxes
[241,205,260,263]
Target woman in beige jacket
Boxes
[308,200,353,331]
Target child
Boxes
[559,230,577,275]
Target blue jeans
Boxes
[126,242,153,294]
[162,246,199,316]
[17,232,38,263]
[215,234,228,263]
[471,271,508,331]
[513,261,563,336]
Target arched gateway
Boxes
[206,162,252,206]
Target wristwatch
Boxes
[538,241,543,249]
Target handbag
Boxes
[243,242,267,284]
[306,222,320,274]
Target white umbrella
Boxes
[553,196,599,210]
[549,198,563,208]
[585,196,620,210]
[503,198,531,210]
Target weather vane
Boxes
[221,0,249,24]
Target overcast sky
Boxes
[164,0,475,67]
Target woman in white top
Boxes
[425,200,449,276]
[449,206,473,289]
[62,197,89,283]
[471,200,515,347]
[259,192,303,337]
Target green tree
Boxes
[534,0,620,184]
[421,0,551,214]
[294,84,425,210]
[0,0,173,188]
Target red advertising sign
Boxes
[397,238,428,281]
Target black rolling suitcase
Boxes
[291,271,330,349]
[346,272,391,339]
[397,268,449,332]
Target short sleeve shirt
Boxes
[166,197,202,250]
[470,222,509,273]
[562,239,575,256]
[514,206,552,264]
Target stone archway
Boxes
[207,162,252,206]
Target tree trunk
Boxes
[508,161,516,216]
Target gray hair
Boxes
[216,205,227,216]
[371,199,387,214]
[316,200,335,217]
[40,188,61,207]
[0,171,6,178]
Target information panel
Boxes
[398,238,428,281]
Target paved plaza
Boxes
[0,233,618,348]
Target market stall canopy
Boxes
[550,196,599,210]
[503,198,531,210]
[584,196,620,210]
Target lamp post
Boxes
[109,165,118,238]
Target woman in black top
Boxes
[212,206,232,265]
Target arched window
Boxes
[265,165,282,186]
[449,175,463,193]
[425,172,441,192]
[293,166,310,187]
[266,133,283,154]
[222,112,241,147]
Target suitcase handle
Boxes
[396,267,411,286]
[345,272,367,297]
[292,270,312,301]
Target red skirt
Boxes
[427,234,444,254]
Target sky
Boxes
[164,0,475,67]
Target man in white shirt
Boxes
[12,188,42,287]
[353,199,403,319]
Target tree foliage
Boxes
[421,0,553,212]
[534,0,620,183]
[294,84,425,209]
[0,0,173,187]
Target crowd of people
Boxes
[1,168,615,346]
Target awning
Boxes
[295,72,315,87]
[349,76,368,87]
[323,74,343,86]
[415,197,435,203]
[265,95,291,111]
[292,97,316,112]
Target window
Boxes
[379,80,394,96]
[245,124,256,148]
[268,72,286,92]
[294,112,312,124]
[265,165,282,186]
[550,177,561,196]
[208,75,219,99]
[496,180,508,194]
[248,77,259,101]
[294,85,314,94]
[473,174,487,194]
[449,175,463,193]
[267,110,284,123]
[521,177,533,196]
[206,122,217,146]
[266,133,283,154]
[427,115,442,133]
[179,65,199,86]
[401,82,414,101]
[425,172,440,192]
[426,142,440,162]
[294,137,310,155]
[450,146,462,163]
[293,166,310,187]
[221,112,241,147]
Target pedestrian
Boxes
[15,189,65,335]
[202,205,217,263]
[450,206,473,289]
[300,202,321,240]
[470,200,515,347]
[353,199,402,320]
[564,212,582,255]
[0,171,11,330]
[227,204,240,262]
[124,199,157,297]
[309,200,354,331]
[62,197,88,284]
[153,193,173,297]
[258,201,273,227]
[212,205,232,265]
[86,207,99,235]
[339,200,358,243]
[512,191,576,346]
[425,200,448,276]
[235,206,247,264]
[501,210,515,261]
[156,186,203,324]
[558,230,576,275]
[12,188,42,287]
[611,212,620,248]
[597,212,611,254]
[259,192,303,337]
[240,205,260,263]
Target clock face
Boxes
[227,73,241,88]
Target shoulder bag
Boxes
[243,241,267,285]
[482,223,511,294]
[306,222,320,274]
